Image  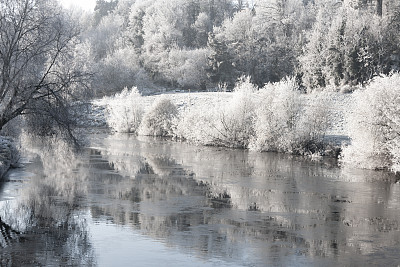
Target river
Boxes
[1,133,400,266]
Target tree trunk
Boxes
[377,0,383,16]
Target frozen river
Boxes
[1,133,400,266]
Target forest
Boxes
[81,0,400,95]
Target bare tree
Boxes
[0,0,89,144]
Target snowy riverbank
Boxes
[93,89,354,150]
[0,137,19,179]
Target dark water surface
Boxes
[1,134,400,266]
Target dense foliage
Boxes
[103,78,332,157]
[341,74,400,172]
[75,0,400,95]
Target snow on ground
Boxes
[146,91,234,112]
[90,91,234,128]
[303,92,354,146]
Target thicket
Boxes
[102,87,144,133]
[104,78,332,157]
[138,97,178,136]
[250,79,331,155]
[340,74,400,172]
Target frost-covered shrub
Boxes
[340,74,400,172]
[103,87,144,133]
[173,108,219,146]
[212,77,256,148]
[250,78,302,152]
[173,77,255,148]
[294,92,332,155]
[0,136,19,177]
[250,78,331,155]
[139,97,178,136]
[174,77,330,154]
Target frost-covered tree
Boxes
[88,13,125,61]
[93,48,142,95]
[93,0,119,26]
[209,0,313,87]
[125,1,148,53]
[193,12,212,47]
[0,0,89,143]
[299,1,400,90]
[207,33,236,87]
[164,48,209,89]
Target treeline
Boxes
[75,0,400,95]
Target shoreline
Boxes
[0,137,19,180]
[93,90,353,145]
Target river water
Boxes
[1,133,400,266]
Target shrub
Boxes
[174,78,256,148]
[103,87,144,133]
[173,77,330,154]
[250,78,331,155]
[294,92,332,155]
[173,108,218,145]
[173,77,255,148]
[139,97,178,136]
[250,78,302,152]
[212,77,256,148]
[340,74,400,172]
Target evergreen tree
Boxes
[93,0,119,26]
[206,33,235,87]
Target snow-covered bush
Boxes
[173,77,330,154]
[139,97,178,136]
[212,77,256,148]
[250,78,331,155]
[341,74,400,172]
[250,78,302,153]
[294,92,332,155]
[174,77,255,148]
[0,136,19,178]
[173,108,218,146]
[103,87,144,133]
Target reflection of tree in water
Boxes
[0,216,20,249]
[87,147,314,264]
[0,138,95,266]
[91,134,400,265]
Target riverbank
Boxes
[0,137,19,179]
[92,88,353,156]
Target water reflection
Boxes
[88,134,400,266]
[1,133,400,266]
[0,139,95,266]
